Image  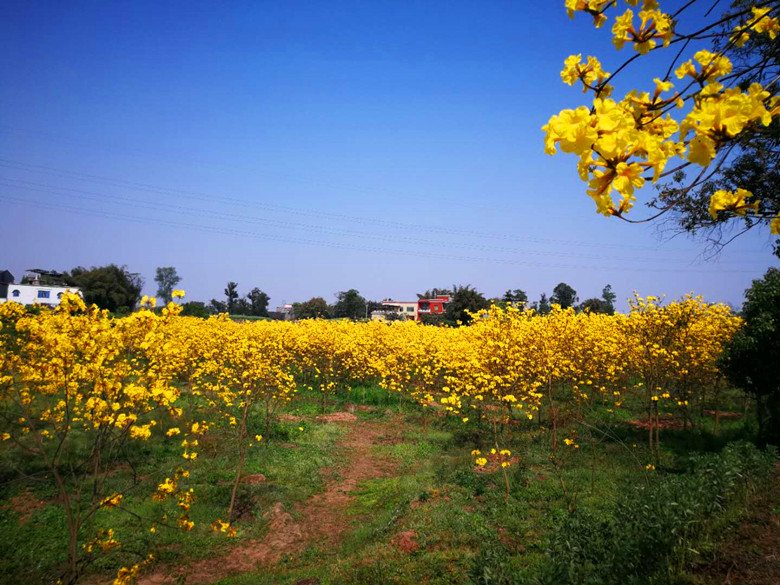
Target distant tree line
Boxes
[24,264,618,324]
[208,282,270,317]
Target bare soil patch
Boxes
[315,412,357,423]
[626,417,693,430]
[391,530,420,554]
[4,488,47,525]
[294,417,397,547]
[703,409,742,419]
[136,413,398,585]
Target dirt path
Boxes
[137,414,400,585]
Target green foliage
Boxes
[469,541,523,585]
[579,298,611,314]
[334,289,368,320]
[550,282,578,309]
[502,289,528,306]
[446,284,489,325]
[180,301,210,318]
[224,281,239,313]
[650,0,780,255]
[246,288,270,317]
[154,266,181,305]
[543,441,777,585]
[721,267,780,445]
[601,285,616,314]
[65,264,143,312]
[533,293,551,315]
[293,296,331,319]
[419,313,453,326]
[208,298,228,314]
[417,287,453,300]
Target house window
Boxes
[57,292,63,299]
[38,290,50,299]
[406,306,414,312]
[12,289,20,297]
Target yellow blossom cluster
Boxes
[547,1,780,231]
[0,291,742,582]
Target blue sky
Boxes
[1,0,777,311]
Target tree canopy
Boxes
[551,282,579,309]
[333,289,367,320]
[65,265,143,314]
[247,288,270,317]
[720,266,780,445]
[181,301,210,318]
[293,297,331,320]
[545,0,780,254]
[224,282,239,314]
[502,289,528,306]
[154,267,181,305]
[601,284,616,314]
[446,284,490,324]
[417,287,453,299]
[533,293,552,315]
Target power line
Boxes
[0,177,738,266]
[0,194,760,274]
[0,156,693,253]
[0,123,550,215]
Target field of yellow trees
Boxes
[1,293,775,585]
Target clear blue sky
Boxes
[1,0,777,311]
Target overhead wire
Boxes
[0,177,741,266]
[0,194,760,274]
[0,156,697,253]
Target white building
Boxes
[0,270,82,307]
[372,299,418,321]
[1,283,82,307]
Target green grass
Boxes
[0,384,775,585]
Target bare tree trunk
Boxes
[228,402,251,521]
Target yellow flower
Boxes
[708,188,759,220]
[475,457,488,466]
[171,290,185,299]
[612,9,633,49]
[653,78,673,94]
[99,493,123,508]
[129,424,152,440]
[771,213,780,236]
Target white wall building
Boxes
[372,299,418,321]
[1,283,82,307]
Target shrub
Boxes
[543,441,777,585]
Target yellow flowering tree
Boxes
[0,294,196,585]
[191,318,296,523]
[547,1,780,253]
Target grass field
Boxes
[1,383,777,585]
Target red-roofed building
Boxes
[372,295,451,322]
[416,295,450,320]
